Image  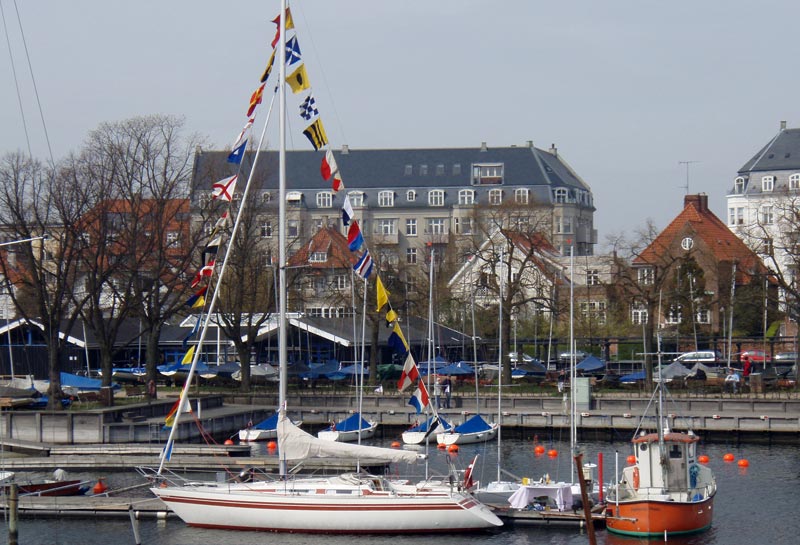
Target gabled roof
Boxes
[739,128,800,173]
[634,194,764,277]
[287,227,356,269]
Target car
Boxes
[774,352,797,364]
[738,350,771,364]
[673,350,721,365]
[558,351,588,362]
[508,352,537,364]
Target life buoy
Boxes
[633,467,640,490]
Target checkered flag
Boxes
[299,94,319,121]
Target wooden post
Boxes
[574,453,597,545]
[8,483,19,545]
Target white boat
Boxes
[317,413,378,442]
[237,412,302,442]
[402,415,452,445]
[437,414,498,446]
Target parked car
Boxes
[737,350,771,364]
[774,352,797,364]
[673,350,721,365]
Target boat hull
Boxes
[238,428,276,441]
[15,479,85,497]
[437,424,498,446]
[606,495,714,537]
[318,421,378,442]
[151,482,502,533]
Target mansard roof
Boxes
[739,128,800,174]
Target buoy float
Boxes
[626,455,636,465]
[390,441,401,448]
[437,443,447,450]
[723,453,735,462]
[737,459,749,467]
[547,449,558,457]
[448,444,459,453]
[534,445,545,455]
[698,455,710,464]
[267,441,277,450]
[224,439,235,445]
[92,479,108,495]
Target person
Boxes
[742,356,752,384]
[725,367,740,394]
[557,370,566,393]
[442,376,452,409]
[433,377,443,409]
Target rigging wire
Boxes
[0,0,32,157]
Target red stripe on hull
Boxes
[161,495,466,512]
[606,496,714,537]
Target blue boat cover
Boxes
[454,414,492,434]
[252,413,279,430]
[407,415,452,433]
[325,413,371,432]
[435,362,475,376]
[60,372,119,391]
[620,371,646,383]
[575,355,605,373]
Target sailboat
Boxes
[317,412,378,442]
[402,414,451,445]
[148,2,502,533]
[605,333,717,537]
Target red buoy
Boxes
[547,449,558,457]
[224,439,235,445]
[448,444,459,453]
[698,455,710,464]
[267,441,277,450]
[534,445,545,455]
[737,459,749,467]
[723,453,735,462]
[437,443,447,450]
[92,479,108,495]
[390,441,401,449]
[626,455,636,465]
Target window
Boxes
[263,250,274,266]
[763,237,774,256]
[454,217,473,235]
[378,218,396,235]
[316,191,333,208]
[760,205,774,224]
[166,231,180,247]
[762,175,775,192]
[666,305,682,325]
[791,173,800,190]
[728,207,745,226]
[453,163,461,176]
[261,191,272,204]
[579,301,607,325]
[458,189,475,205]
[488,189,503,205]
[586,269,600,286]
[336,275,349,290]
[198,193,212,207]
[631,304,648,325]
[404,164,413,176]
[471,163,504,185]
[420,164,428,176]
[428,190,444,206]
[638,267,654,285]
[406,190,416,202]
[406,218,417,236]
[204,223,215,237]
[309,251,327,263]
[514,188,529,204]
[261,221,273,238]
[406,247,417,264]
[378,249,399,266]
[436,164,445,176]
[378,191,394,207]
[556,216,573,234]
[287,220,299,237]
[733,177,746,193]
[553,188,568,203]
[426,218,446,235]
[696,309,710,324]
[348,191,364,207]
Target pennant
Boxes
[270,7,295,48]
[232,118,254,149]
[203,237,221,260]
[397,352,419,391]
[228,141,247,164]
[376,276,389,312]
[353,250,374,280]
[163,397,192,430]
[342,195,354,226]
[212,175,238,202]
[385,309,398,327]
[285,35,302,65]
[181,346,196,365]
[183,317,201,349]
[408,382,430,414]
[260,49,276,83]
[287,64,310,94]
[388,322,410,356]
[347,221,363,252]
[247,83,265,117]
[299,94,319,121]
[214,210,232,231]
[332,172,344,192]
[191,295,205,309]
[321,149,338,180]
[185,286,207,307]
[463,455,479,489]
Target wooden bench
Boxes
[125,386,145,398]
[76,391,100,404]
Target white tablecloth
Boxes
[508,483,573,511]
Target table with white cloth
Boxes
[508,482,573,511]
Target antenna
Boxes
[678,161,699,194]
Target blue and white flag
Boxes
[228,140,247,164]
[342,195,354,226]
[299,94,319,121]
[353,250,374,280]
[408,383,429,414]
[286,36,302,65]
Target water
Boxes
[5,436,799,545]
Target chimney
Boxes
[480,141,488,152]
[549,143,558,157]
[781,120,787,131]
[526,140,534,149]
[684,193,708,211]
[341,144,349,154]
[195,145,203,155]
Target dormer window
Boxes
[514,188,529,204]
[406,190,416,202]
[471,163,504,185]
[404,164,412,176]
[458,189,475,205]
[553,188,568,203]
[378,191,394,207]
[734,176,746,194]
[348,191,364,207]
[762,175,775,192]
[316,191,333,208]
[488,189,503,205]
[428,190,444,206]
[790,173,800,190]
[261,191,272,204]
[286,191,303,203]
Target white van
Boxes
[674,350,721,365]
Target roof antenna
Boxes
[678,160,699,194]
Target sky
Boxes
[2,0,800,248]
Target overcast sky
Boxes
[2,1,799,247]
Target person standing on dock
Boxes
[434,377,443,409]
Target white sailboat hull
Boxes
[437,423,498,446]
[317,421,378,442]
[151,476,502,533]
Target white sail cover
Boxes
[277,413,420,464]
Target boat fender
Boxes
[689,464,700,488]
[633,467,640,490]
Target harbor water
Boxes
[4,434,799,545]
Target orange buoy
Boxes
[737,459,749,467]
[547,449,558,457]
[626,455,636,465]
[698,455,710,464]
[267,441,277,450]
[448,444,459,453]
[723,453,735,462]
[224,439,235,445]
[437,443,447,449]
[92,479,108,495]
[390,441,401,448]
[534,445,545,455]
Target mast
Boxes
[569,244,576,484]
[496,248,503,483]
[277,0,288,476]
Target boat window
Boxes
[639,443,648,452]
[670,445,682,459]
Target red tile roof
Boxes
[288,227,357,269]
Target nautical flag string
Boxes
[211,175,238,202]
[299,94,319,121]
[353,250,374,280]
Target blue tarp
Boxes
[300,361,341,379]
[60,372,119,391]
[252,413,279,431]
[454,414,493,434]
[407,415,452,433]
[575,355,605,373]
[435,362,475,376]
[620,371,646,383]
[323,413,372,432]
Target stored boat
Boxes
[437,414,498,446]
[317,413,378,443]
[402,415,451,445]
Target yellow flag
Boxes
[191,295,205,309]
[376,276,390,312]
[385,309,398,325]
[181,346,195,365]
[287,64,310,94]
[302,118,328,151]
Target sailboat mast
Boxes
[497,248,503,483]
[277,0,288,415]
[569,244,576,484]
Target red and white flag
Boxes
[397,353,419,392]
[212,175,238,202]
[232,118,254,149]
[321,149,338,180]
[463,455,479,489]
[332,171,344,192]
